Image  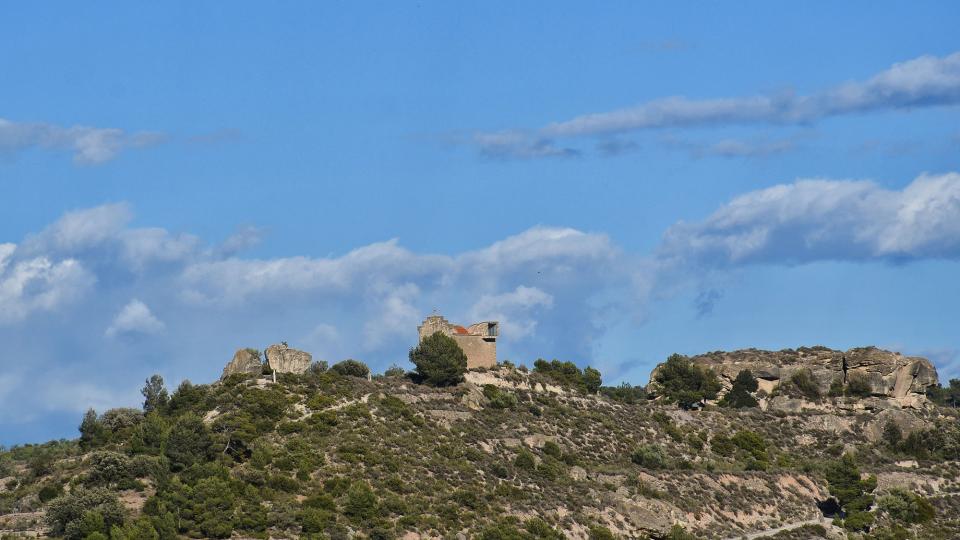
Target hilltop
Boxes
[1,347,959,539]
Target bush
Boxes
[588,526,616,540]
[599,383,646,404]
[483,385,518,409]
[85,451,132,487]
[825,453,876,522]
[330,359,371,378]
[731,430,768,462]
[583,367,602,393]
[79,409,106,451]
[846,373,874,398]
[843,510,874,532]
[515,449,536,471]
[409,332,468,386]
[110,516,159,540]
[343,482,378,522]
[46,487,125,540]
[720,370,759,408]
[653,354,721,409]
[383,364,406,377]
[525,517,563,539]
[877,488,935,524]
[164,414,213,471]
[786,369,821,400]
[631,444,667,469]
[99,408,144,433]
[166,380,209,416]
[533,359,603,393]
[882,420,903,448]
[710,433,737,457]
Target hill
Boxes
[1,349,960,539]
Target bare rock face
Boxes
[221,348,263,379]
[264,343,312,374]
[649,346,939,408]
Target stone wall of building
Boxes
[418,314,497,370]
[453,334,497,369]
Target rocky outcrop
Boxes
[264,343,312,374]
[221,348,263,379]
[650,346,938,408]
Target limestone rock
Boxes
[221,348,263,379]
[863,409,928,443]
[264,343,312,374]
[649,346,939,407]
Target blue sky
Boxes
[2,2,959,445]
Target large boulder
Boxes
[649,346,939,408]
[221,348,263,379]
[265,343,312,374]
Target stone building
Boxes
[418,314,498,369]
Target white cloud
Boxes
[661,135,798,159]
[0,118,164,165]
[363,283,422,350]
[3,185,958,443]
[469,286,554,338]
[40,379,139,415]
[105,299,165,338]
[472,51,960,157]
[21,203,200,270]
[658,172,960,267]
[473,130,580,159]
[542,52,960,138]
[0,252,94,323]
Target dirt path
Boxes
[723,517,832,540]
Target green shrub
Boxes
[588,526,616,540]
[533,359,603,393]
[515,449,536,471]
[85,451,132,487]
[383,364,407,377]
[825,453,876,522]
[653,354,721,409]
[343,482,378,522]
[846,373,874,397]
[110,516,159,540]
[599,383,646,404]
[330,359,371,378]
[631,444,667,469]
[582,367,602,393]
[710,434,735,457]
[79,409,106,451]
[842,510,874,532]
[483,385,518,409]
[882,420,903,448]
[720,370,759,408]
[141,374,169,414]
[46,487,125,540]
[38,483,63,503]
[409,332,468,387]
[877,488,935,524]
[731,430,768,462]
[828,377,845,397]
[166,380,209,417]
[525,517,563,539]
[542,441,562,459]
[786,369,821,400]
[164,414,213,471]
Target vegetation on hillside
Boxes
[1,355,960,539]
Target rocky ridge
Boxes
[650,346,939,411]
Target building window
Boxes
[488,323,498,337]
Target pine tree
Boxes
[409,332,468,387]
